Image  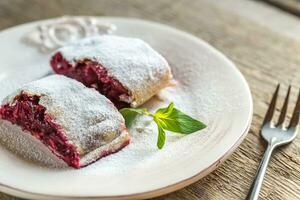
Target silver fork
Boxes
[246,84,300,200]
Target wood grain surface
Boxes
[259,0,300,16]
[0,0,300,199]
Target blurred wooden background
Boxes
[1,0,300,199]
[259,0,300,16]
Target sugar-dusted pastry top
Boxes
[2,75,128,156]
[57,35,173,107]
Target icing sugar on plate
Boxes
[0,17,252,199]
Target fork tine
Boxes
[277,85,291,127]
[289,87,300,128]
[263,84,280,125]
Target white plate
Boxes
[0,17,252,200]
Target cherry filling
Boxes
[51,53,131,109]
[0,93,80,168]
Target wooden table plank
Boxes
[259,0,300,17]
[0,0,300,199]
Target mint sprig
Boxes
[120,102,206,149]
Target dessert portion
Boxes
[51,35,173,109]
[0,75,130,168]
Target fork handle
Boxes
[246,138,276,200]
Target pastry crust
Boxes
[51,36,173,107]
[0,75,130,168]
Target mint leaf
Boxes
[155,102,174,116]
[157,125,166,149]
[154,102,206,134]
[119,108,150,127]
[120,102,206,149]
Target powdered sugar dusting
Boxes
[71,81,212,175]
[0,120,67,168]
[1,75,129,166]
[0,18,252,197]
[0,47,236,173]
[58,36,172,107]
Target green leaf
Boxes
[119,108,150,128]
[120,103,206,150]
[155,102,174,117]
[157,125,166,149]
[154,102,206,134]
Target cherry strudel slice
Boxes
[0,75,130,168]
[51,35,173,109]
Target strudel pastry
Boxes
[51,36,172,108]
[0,75,130,168]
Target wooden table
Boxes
[1,0,300,199]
